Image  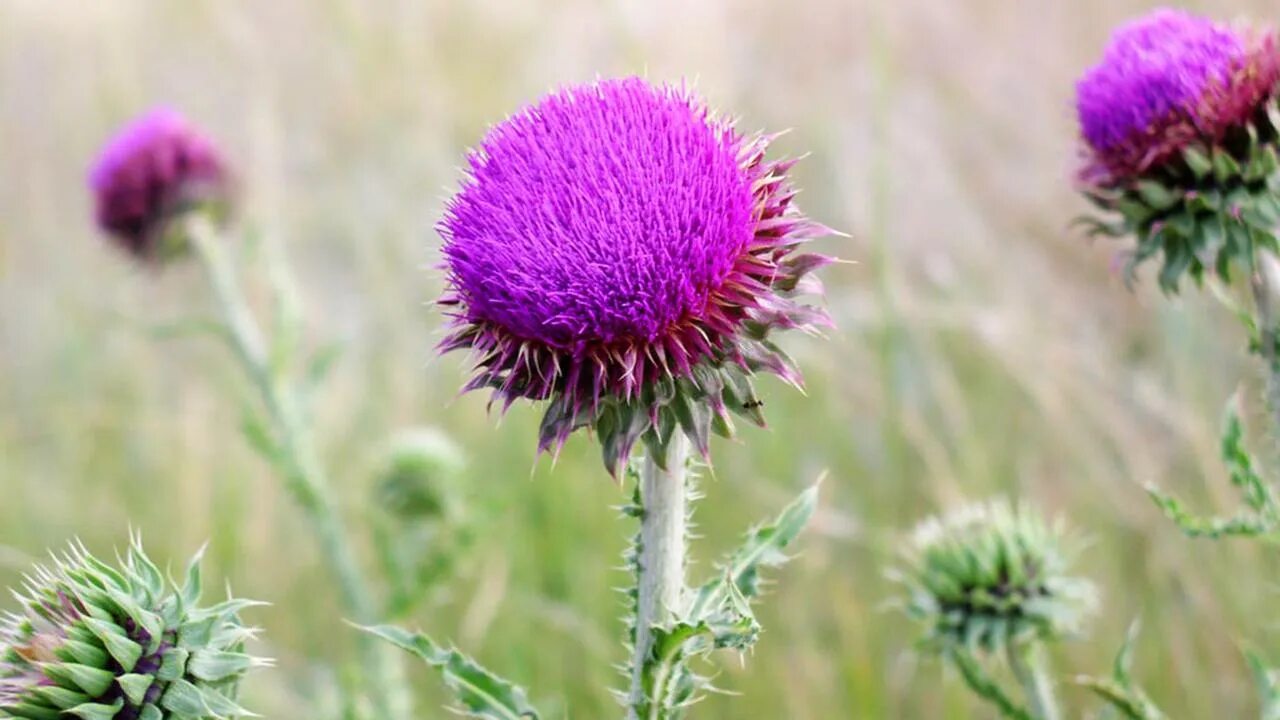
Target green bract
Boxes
[895,500,1096,653]
[0,537,267,720]
[1079,100,1280,293]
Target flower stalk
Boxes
[185,216,409,718]
[1008,643,1060,720]
[628,435,689,717]
[1251,253,1280,434]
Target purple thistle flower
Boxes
[1075,8,1280,186]
[438,78,834,473]
[89,107,231,261]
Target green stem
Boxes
[187,217,409,718]
[1007,643,1059,720]
[628,435,689,719]
[948,648,1033,720]
[1251,255,1280,438]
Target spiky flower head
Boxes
[1074,9,1280,291]
[438,77,834,474]
[893,500,1096,653]
[90,108,232,262]
[373,427,467,521]
[0,538,267,720]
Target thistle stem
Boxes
[186,217,409,719]
[1007,642,1059,720]
[1251,254,1280,436]
[628,434,689,717]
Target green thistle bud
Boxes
[893,499,1097,653]
[0,537,268,720]
[373,428,466,521]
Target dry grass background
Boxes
[2,0,1279,717]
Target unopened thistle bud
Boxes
[373,428,466,521]
[1074,9,1280,291]
[894,500,1096,653]
[89,108,232,263]
[437,77,836,475]
[0,538,267,720]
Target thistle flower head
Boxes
[90,108,232,262]
[438,77,834,474]
[894,500,1096,653]
[1076,9,1280,186]
[1073,10,1280,292]
[0,537,267,719]
[374,427,467,521]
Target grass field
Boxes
[3,1,1278,717]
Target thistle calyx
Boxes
[0,538,268,720]
[894,500,1096,654]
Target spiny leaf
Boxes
[361,625,540,720]
[688,482,819,617]
[1075,621,1165,720]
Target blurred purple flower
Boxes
[89,107,231,260]
[438,78,833,471]
[1075,8,1279,186]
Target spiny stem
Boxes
[1251,254,1280,439]
[1008,642,1059,720]
[187,217,409,719]
[628,434,689,718]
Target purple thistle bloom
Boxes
[1075,8,1280,186]
[438,78,834,472]
[89,107,231,260]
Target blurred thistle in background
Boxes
[896,500,1095,654]
[1075,8,1280,291]
[89,108,233,263]
[85,101,414,716]
[893,500,1094,720]
[0,538,267,720]
[373,427,466,522]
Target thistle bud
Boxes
[89,108,232,263]
[373,428,466,521]
[893,500,1096,653]
[0,537,267,720]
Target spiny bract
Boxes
[0,537,267,720]
[894,500,1096,653]
[1074,9,1280,291]
[437,77,834,474]
[89,107,231,262]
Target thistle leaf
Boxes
[1075,621,1165,720]
[361,625,540,720]
[688,482,819,617]
[1146,393,1280,539]
[630,482,819,719]
[1247,650,1280,720]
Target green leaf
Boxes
[688,482,819,617]
[1247,649,1280,720]
[1075,621,1166,720]
[362,625,540,720]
